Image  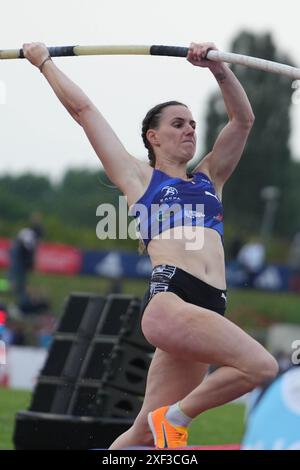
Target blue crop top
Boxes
[129,168,224,248]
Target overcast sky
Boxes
[1,0,300,180]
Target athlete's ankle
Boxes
[165,402,193,427]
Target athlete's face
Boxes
[149,105,197,161]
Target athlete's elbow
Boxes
[64,106,83,126]
[245,112,255,127]
[76,101,92,115]
[70,101,92,126]
[72,112,83,126]
[233,113,255,129]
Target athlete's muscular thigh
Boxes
[142,291,273,370]
[141,292,198,350]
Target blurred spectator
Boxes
[35,314,56,349]
[19,287,50,315]
[288,232,300,272]
[237,238,266,287]
[0,309,26,346]
[287,232,300,292]
[8,213,44,313]
[228,236,244,262]
[0,303,7,339]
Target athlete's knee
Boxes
[245,352,279,387]
[256,353,279,383]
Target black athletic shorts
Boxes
[141,264,227,316]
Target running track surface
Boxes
[123,444,241,450]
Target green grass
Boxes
[189,403,245,445]
[228,288,300,328]
[29,272,149,317]
[0,388,244,449]
[0,388,31,450]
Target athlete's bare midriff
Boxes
[147,226,226,290]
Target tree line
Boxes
[0,169,135,250]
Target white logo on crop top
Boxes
[184,209,205,219]
[160,186,181,202]
[205,191,219,201]
[162,186,178,197]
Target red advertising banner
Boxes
[36,243,82,275]
[0,238,11,268]
[0,238,82,275]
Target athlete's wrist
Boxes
[209,61,227,74]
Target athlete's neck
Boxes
[155,164,190,181]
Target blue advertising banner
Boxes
[81,251,152,279]
[253,264,291,291]
[226,262,292,291]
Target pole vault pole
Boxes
[1,45,300,80]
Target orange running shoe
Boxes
[147,406,188,449]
